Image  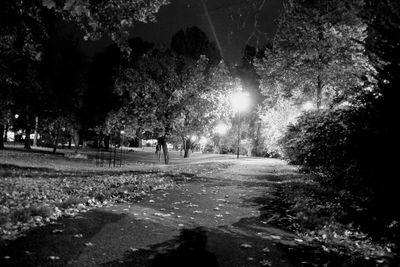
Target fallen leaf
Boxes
[241,243,252,248]
[262,247,270,253]
[260,260,272,266]
[270,235,281,240]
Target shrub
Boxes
[280,101,399,228]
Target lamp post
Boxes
[231,90,250,159]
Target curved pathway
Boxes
[0,157,353,266]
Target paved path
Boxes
[0,158,348,267]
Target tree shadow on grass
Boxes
[0,210,125,267]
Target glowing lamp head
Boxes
[215,123,228,135]
[231,91,250,112]
[199,136,208,146]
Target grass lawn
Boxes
[0,145,234,241]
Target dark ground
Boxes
[0,149,398,266]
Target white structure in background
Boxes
[141,139,173,149]
[5,131,40,142]
[199,136,208,152]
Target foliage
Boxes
[107,47,233,162]
[170,26,221,65]
[280,96,399,230]
[256,0,373,109]
[0,0,169,59]
[267,180,396,262]
[0,0,168,150]
[259,97,300,156]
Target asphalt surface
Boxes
[0,157,363,267]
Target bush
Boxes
[280,101,399,229]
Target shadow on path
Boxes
[0,210,124,267]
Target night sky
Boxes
[80,0,283,63]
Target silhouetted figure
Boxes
[151,228,219,267]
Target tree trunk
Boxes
[184,138,191,158]
[158,136,169,164]
[24,125,31,149]
[104,135,110,150]
[68,138,72,149]
[316,71,323,109]
[0,123,4,149]
[73,130,80,153]
[252,122,262,156]
[33,116,39,147]
[184,148,190,158]
[4,123,9,141]
[53,130,59,154]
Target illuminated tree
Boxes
[256,0,373,109]
[107,51,232,163]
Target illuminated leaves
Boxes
[259,97,300,155]
[256,0,373,108]
[42,0,56,9]
[109,51,233,145]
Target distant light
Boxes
[199,136,208,145]
[14,114,19,119]
[231,90,251,112]
[120,130,125,134]
[302,101,315,111]
[215,123,228,135]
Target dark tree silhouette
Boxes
[170,26,221,65]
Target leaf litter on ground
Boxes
[0,150,232,241]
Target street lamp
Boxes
[231,90,250,159]
[215,123,228,135]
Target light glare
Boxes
[215,123,228,135]
[231,91,250,112]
